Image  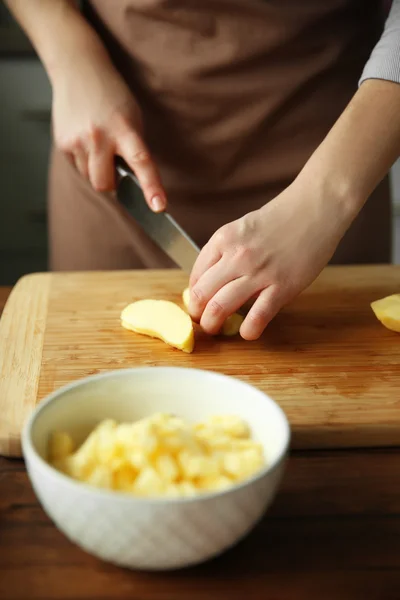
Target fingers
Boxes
[240,285,282,341]
[68,130,115,191]
[191,264,283,339]
[117,130,166,212]
[58,106,164,205]
[189,237,223,291]
[199,277,255,335]
[189,256,234,323]
[87,127,116,192]
[72,142,89,179]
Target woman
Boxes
[6,0,400,340]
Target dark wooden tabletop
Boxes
[1,286,400,600]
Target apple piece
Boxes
[221,312,244,336]
[121,299,195,352]
[182,288,244,336]
[371,294,400,333]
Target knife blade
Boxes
[115,156,200,273]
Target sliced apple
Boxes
[182,288,244,336]
[121,299,195,352]
[221,312,244,336]
[371,294,400,333]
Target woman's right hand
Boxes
[51,51,166,212]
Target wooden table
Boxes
[1,286,400,600]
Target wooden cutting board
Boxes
[0,266,399,457]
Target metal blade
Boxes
[115,157,200,273]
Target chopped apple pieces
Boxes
[221,312,245,336]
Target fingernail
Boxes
[151,195,164,212]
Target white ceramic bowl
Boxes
[22,367,290,571]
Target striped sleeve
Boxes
[359,0,400,85]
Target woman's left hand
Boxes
[188,178,356,340]
[189,79,400,341]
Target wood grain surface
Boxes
[1,287,400,600]
[0,276,50,456]
[0,266,399,457]
[1,448,400,600]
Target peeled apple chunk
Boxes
[371,294,400,333]
[121,299,195,352]
[221,312,245,336]
[182,288,244,336]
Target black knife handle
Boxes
[114,155,145,212]
[115,155,141,188]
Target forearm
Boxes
[298,79,400,222]
[4,0,112,84]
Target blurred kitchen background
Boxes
[0,4,399,286]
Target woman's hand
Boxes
[188,78,400,341]
[51,48,166,211]
[189,77,400,341]
[5,0,165,209]
[188,178,356,340]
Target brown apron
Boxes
[48,0,392,270]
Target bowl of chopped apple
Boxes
[22,367,290,570]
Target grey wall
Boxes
[0,59,51,284]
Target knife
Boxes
[115,156,200,274]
